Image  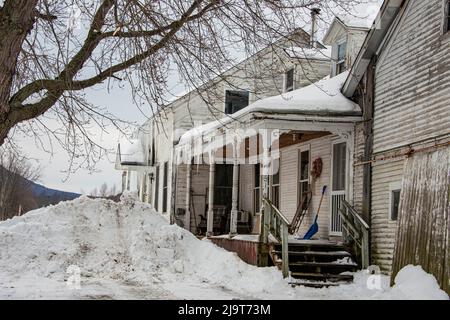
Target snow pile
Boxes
[0,195,448,300]
[0,194,286,299]
[390,265,449,300]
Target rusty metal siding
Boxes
[374,0,450,153]
[371,159,405,273]
[391,147,450,294]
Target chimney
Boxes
[310,8,321,48]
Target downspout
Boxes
[362,56,377,265]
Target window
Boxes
[389,182,402,221]
[154,165,159,211]
[445,0,450,33]
[271,161,280,209]
[332,143,346,191]
[285,68,294,92]
[225,90,249,115]
[254,164,261,213]
[214,164,233,206]
[298,150,310,209]
[162,162,168,213]
[336,42,347,75]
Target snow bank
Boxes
[0,195,447,300]
[0,194,287,299]
[391,265,449,300]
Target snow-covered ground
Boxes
[0,194,447,300]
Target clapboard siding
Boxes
[371,159,405,273]
[373,0,450,153]
[279,135,333,239]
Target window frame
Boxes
[284,68,295,92]
[444,0,450,34]
[224,89,250,115]
[254,164,261,214]
[270,159,280,209]
[389,182,402,221]
[335,39,347,75]
[298,148,311,208]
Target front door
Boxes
[330,141,346,235]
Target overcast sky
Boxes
[14,1,381,194]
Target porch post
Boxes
[139,173,145,201]
[121,171,127,192]
[207,157,215,236]
[259,131,271,266]
[145,173,151,203]
[185,162,192,232]
[126,170,131,191]
[230,137,239,236]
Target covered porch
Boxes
[172,72,368,281]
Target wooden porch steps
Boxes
[270,240,357,288]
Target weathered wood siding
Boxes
[371,159,405,272]
[374,0,450,153]
[279,135,333,239]
[370,0,450,281]
[391,147,449,294]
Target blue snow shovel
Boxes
[303,185,327,240]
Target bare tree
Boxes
[0,149,41,221]
[0,0,361,171]
[99,182,108,197]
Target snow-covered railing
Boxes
[339,200,370,269]
[262,198,289,278]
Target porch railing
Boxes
[338,199,370,269]
[262,198,289,278]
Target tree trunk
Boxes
[0,0,38,136]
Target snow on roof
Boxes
[119,139,145,165]
[284,46,332,61]
[337,0,383,29]
[179,71,360,145]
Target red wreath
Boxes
[311,157,323,180]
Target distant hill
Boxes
[30,182,80,207]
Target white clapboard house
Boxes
[115,20,332,220]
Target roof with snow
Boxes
[118,139,145,166]
[179,71,360,145]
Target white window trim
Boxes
[329,138,348,236]
[297,146,311,208]
[253,164,261,215]
[283,67,295,93]
[389,181,402,221]
[334,38,347,76]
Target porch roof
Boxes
[177,71,361,148]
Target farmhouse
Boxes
[115,0,449,293]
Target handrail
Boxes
[339,199,370,269]
[262,198,289,278]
